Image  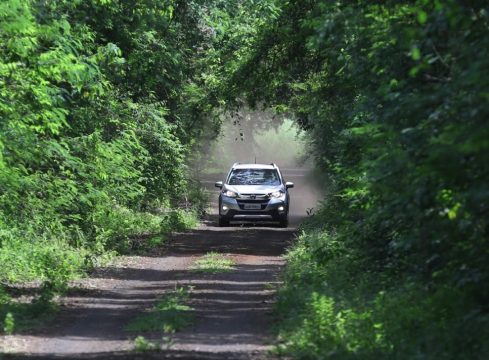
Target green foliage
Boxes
[224,0,489,358]
[275,230,489,359]
[3,312,15,335]
[133,335,159,352]
[183,179,211,217]
[231,0,489,281]
[0,0,218,329]
[0,236,87,284]
[0,289,58,335]
[90,204,164,253]
[191,252,235,273]
[162,209,199,234]
[126,287,194,334]
[5,0,487,356]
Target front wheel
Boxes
[219,216,230,227]
[278,216,288,228]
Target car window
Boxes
[228,169,281,185]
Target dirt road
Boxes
[1,168,315,359]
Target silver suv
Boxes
[215,163,294,227]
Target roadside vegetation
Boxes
[0,0,218,334]
[223,1,489,358]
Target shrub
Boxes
[276,229,489,359]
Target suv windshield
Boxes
[228,169,281,186]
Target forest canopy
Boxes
[1,0,489,358]
[224,0,489,358]
[0,0,224,286]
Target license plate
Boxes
[244,203,261,210]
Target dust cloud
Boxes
[194,109,324,223]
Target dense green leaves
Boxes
[232,0,489,284]
[223,0,489,358]
[2,0,489,354]
[0,0,215,302]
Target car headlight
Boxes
[223,190,238,198]
[270,190,284,198]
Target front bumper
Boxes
[220,195,287,221]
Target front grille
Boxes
[236,198,269,210]
[239,193,269,200]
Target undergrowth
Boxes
[0,206,199,336]
[0,0,214,338]
[133,336,160,352]
[1,293,58,336]
[275,227,489,359]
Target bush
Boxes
[224,1,489,358]
[0,0,210,313]
[162,209,199,234]
[0,229,87,284]
[276,229,489,359]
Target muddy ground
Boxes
[0,168,315,359]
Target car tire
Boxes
[219,216,230,227]
[278,216,288,228]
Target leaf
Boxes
[417,10,428,24]
[411,47,421,61]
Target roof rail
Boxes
[232,162,241,167]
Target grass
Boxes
[191,252,235,273]
[1,293,58,335]
[133,335,160,352]
[125,287,194,334]
[132,335,174,352]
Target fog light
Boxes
[222,205,228,211]
[278,206,285,211]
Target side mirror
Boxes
[215,181,223,189]
[285,182,294,189]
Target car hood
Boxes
[224,184,283,195]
